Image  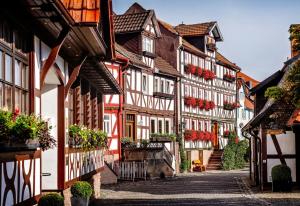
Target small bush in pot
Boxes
[71,181,93,206]
[271,164,292,192]
[38,193,64,206]
[0,110,13,144]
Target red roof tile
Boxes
[174,22,216,37]
[155,56,181,77]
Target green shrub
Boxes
[235,140,248,169]
[71,181,93,199]
[38,193,64,206]
[121,136,132,145]
[0,110,13,142]
[222,143,237,170]
[140,139,148,148]
[265,86,284,101]
[271,164,292,192]
[222,140,248,170]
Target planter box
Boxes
[150,136,173,142]
[71,197,89,206]
[223,75,235,83]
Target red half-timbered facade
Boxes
[0,0,120,205]
[111,3,181,148]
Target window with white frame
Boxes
[165,120,170,134]
[166,81,170,94]
[154,78,159,92]
[104,115,111,135]
[158,120,163,133]
[151,119,156,134]
[142,36,154,53]
[142,75,147,92]
[160,79,165,93]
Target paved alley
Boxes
[92,169,270,206]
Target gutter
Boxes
[243,129,263,191]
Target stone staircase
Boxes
[206,150,223,170]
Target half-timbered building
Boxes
[0,0,120,205]
[112,4,181,144]
[174,22,240,168]
[242,26,300,189]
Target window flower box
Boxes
[223,101,238,110]
[0,109,55,151]
[153,92,174,99]
[68,124,108,150]
[223,73,236,82]
[185,130,214,142]
[150,133,176,142]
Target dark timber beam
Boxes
[40,27,70,88]
[64,56,87,98]
[271,134,286,165]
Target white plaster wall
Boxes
[267,132,295,155]
[267,159,296,182]
[41,84,58,190]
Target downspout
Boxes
[244,129,263,190]
[115,55,129,160]
[242,131,252,181]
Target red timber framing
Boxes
[104,55,128,159]
[40,27,70,89]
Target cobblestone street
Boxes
[92,169,273,206]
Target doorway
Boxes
[125,114,135,142]
[213,122,219,149]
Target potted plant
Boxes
[0,110,13,146]
[70,181,93,206]
[271,164,292,192]
[38,193,64,206]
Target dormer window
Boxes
[142,36,154,53]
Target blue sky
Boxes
[113,0,300,81]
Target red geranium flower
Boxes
[197,99,204,109]
[190,64,196,75]
[190,97,197,107]
[197,67,203,77]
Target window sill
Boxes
[153,92,174,99]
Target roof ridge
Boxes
[175,21,217,27]
[115,10,150,17]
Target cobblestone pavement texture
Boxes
[92,169,300,206]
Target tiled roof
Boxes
[158,19,178,35]
[182,39,206,57]
[115,44,148,68]
[216,51,240,71]
[237,72,259,110]
[113,11,150,34]
[155,56,181,77]
[174,22,216,37]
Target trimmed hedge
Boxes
[271,164,292,192]
[38,193,64,206]
[71,181,93,199]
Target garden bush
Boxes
[271,164,292,192]
[71,181,93,199]
[222,140,248,170]
[38,193,64,206]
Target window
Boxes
[158,120,163,133]
[0,19,30,114]
[151,119,156,133]
[142,75,147,92]
[142,36,154,53]
[160,79,164,93]
[104,115,111,135]
[154,78,158,92]
[192,121,195,130]
[165,120,170,134]
[166,81,170,94]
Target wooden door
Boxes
[126,114,135,142]
[213,122,219,149]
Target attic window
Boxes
[142,36,154,53]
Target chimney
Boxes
[290,24,300,58]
